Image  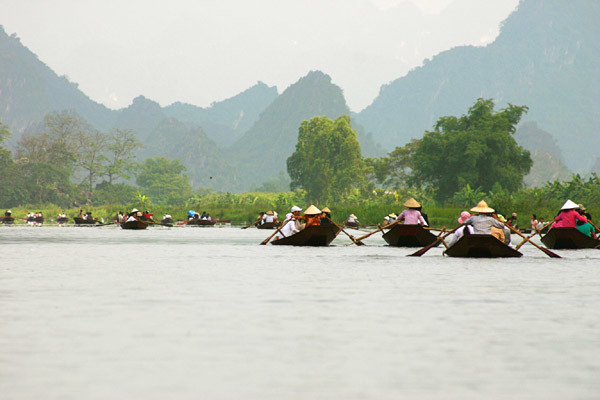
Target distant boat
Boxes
[382,224,439,247]
[1,216,14,224]
[541,227,599,249]
[444,234,522,258]
[26,216,44,224]
[120,220,148,230]
[57,216,69,224]
[73,216,98,225]
[257,221,282,230]
[344,221,360,229]
[271,224,341,246]
[187,219,217,226]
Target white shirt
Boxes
[263,214,275,223]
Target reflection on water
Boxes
[1,226,599,399]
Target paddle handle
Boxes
[408,225,461,257]
[260,219,291,245]
[500,218,561,258]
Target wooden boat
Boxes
[187,219,217,226]
[257,221,282,229]
[444,234,522,258]
[382,224,439,247]
[540,227,599,249]
[344,221,360,229]
[161,217,174,225]
[271,224,341,246]
[120,220,148,230]
[1,216,15,224]
[57,217,69,224]
[26,216,44,224]
[73,216,98,225]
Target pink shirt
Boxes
[398,209,427,226]
[553,210,587,228]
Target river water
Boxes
[1,225,599,399]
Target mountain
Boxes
[163,82,278,147]
[228,71,382,190]
[356,0,600,172]
[143,118,238,190]
[0,25,115,141]
[515,122,571,186]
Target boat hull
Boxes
[257,221,281,229]
[444,234,522,258]
[187,219,216,226]
[120,220,148,230]
[541,227,599,249]
[344,221,360,229]
[1,216,14,224]
[382,224,438,247]
[73,217,98,225]
[271,225,341,246]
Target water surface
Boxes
[1,226,599,399]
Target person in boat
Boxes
[384,213,398,225]
[416,206,430,226]
[446,211,475,247]
[187,210,197,221]
[4,209,11,217]
[117,211,124,223]
[318,207,332,225]
[256,211,266,226]
[506,212,518,229]
[142,211,154,221]
[576,218,597,239]
[301,205,323,227]
[578,204,593,221]
[530,214,538,231]
[277,206,303,238]
[552,200,587,228]
[78,209,84,218]
[347,214,358,224]
[262,211,275,224]
[200,211,208,220]
[536,217,546,232]
[462,201,509,243]
[397,198,428,226]
[206,213,212,221]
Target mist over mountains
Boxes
[1,0,598,192]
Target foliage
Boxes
[136,157,193,205]
[104,129,141,185]
[365,140,418,188]
[287,115,369,204]
[93,182,138,206]
[410,98,532,201]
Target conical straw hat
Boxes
[403,198,421,208]
[321,207,331,213]
[560,199,579,210]
[349,214,357,218]
[266,210,274,215]
[470,200,495,214]
[304,205,321,215]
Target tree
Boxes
[76,130,108,200]
[104,129,141,185]
[410,98,532,201]
[136,157,193,205]
[365,140,419,188]
[287,115,367,203]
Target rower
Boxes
[278,206,303,238]
[263,211,275,224]
[552,200,587,228]
[346,214,359,225]
[320,207,332,225]
[462,200,509,243]
[301,205,322,227]
[397,198,428,226]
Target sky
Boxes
[1,0,520,112]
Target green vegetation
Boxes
[287,115,369,203]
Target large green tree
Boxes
[287,115,367,203]
[136,157,193,205]
[410,98,532,200]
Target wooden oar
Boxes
[260,219,291,245]
[241,221,257,229]
[437,227,448,249]
[408,225,461,257]
[515,222,551,250]
[328,218,363,246]
[499,218,561,258]
[354,221,398,242]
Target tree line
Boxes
[0,112,193,208]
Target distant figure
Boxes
[446,211,474,247]
[263,211,275,224]
[506,212,518,229]
[576,218,597,239]
[530,214,538,231]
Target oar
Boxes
[437,227,448,249]
[354,221,398,242]
[515,222,551,250]
[241,219,261,229]
[408,225,462,257]
[499,218,561,258]
[260,219,291,245]
[328,218,363,246]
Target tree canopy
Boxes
[287,115,368,203]
[136,157,193,205]
[409,98,532,200]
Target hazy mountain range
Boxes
[1,0,598,192]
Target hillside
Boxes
[228,71,382,190]
[356,0,600,172]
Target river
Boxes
[1,225,599,399]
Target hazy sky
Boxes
[1,0,519,112]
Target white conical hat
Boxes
[304,205,321,215]
[560,199,579,210]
